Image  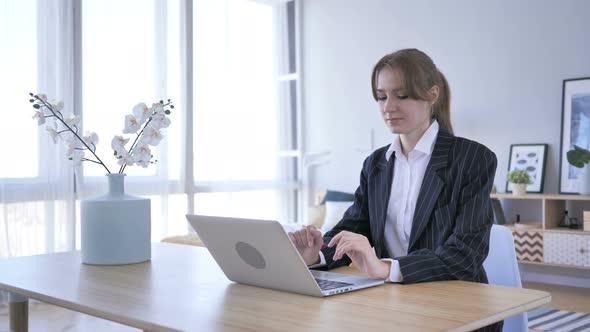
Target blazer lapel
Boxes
[408,131,453,251]
[373,150,394,258]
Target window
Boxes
[192,0,301,223]
[0,0,302,259]
[1,0,38,179]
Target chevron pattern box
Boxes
[512,230,543,263]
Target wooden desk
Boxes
[0,243,550,332]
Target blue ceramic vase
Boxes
[81,174,151,265]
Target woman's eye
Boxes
[377,96,387,101]
[397,95,408,100]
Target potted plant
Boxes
[507,170,530,196]
[567,145,590,195]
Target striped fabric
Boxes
[528,307,590,332]
[316,130,501,332]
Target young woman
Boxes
[289,48,500,330]
[289,48,500,325]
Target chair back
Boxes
[483,225,527,332]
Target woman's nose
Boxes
[383,98,397,111]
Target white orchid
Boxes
[132,142,151,161]
[111,135,129,152]
[29,92,173,174]
[83,132,99,150]
[151,102,164,115]
[64,115,80,127]
[32,110,45,125]
[147,112,171,129]
[132,103,150,124]
[46,122,59,144]
[123,114,141,134]
[132,143,152,168]
[50,100,64,112]
[64,139,85,164]
[141,126,164,146]
[136,159,150,168]
[116,150,135,167]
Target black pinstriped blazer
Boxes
[319,129,498,285]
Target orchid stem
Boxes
[35,96,111,174]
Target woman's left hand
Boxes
[328,231,391,279]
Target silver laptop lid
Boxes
[187,215,324,296]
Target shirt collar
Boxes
[385,120,439,161]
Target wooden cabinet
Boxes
[491,193,590,270]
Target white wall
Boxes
[301,0,590,287]
[302,0,590,195]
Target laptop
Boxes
[186,214,385,297]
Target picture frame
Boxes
[559,77,590,194]
[506,143,547,193]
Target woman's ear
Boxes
[429,85,440,104]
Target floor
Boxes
[522,281,590,313]
[0,282,588,332]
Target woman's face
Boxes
[375,66,435,136]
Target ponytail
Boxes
[433,70,453,135]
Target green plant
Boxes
[507,170,530,184]
[566,145,590,168]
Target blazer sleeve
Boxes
[318,157,373,270]
[397,147,498,283]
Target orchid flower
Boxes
[116,150,135,166]
[64,139,85,164]
[111,135,130,152]
[32,110,45,125]
[46,122,59,144]
[83,132,99,150]
[132,103,150,124]
[141,126,164,146]
[64,115,80,127]
[147,113,170,130]
[50,100,64,112]
[132,141,151,161]
[123,114,142,134]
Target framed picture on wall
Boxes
[506,144,548,193]
[559,77,590,194]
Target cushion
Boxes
[321,201,353,233]
[308,205,326,228]
[320,190,355,205]
[161,234,204,247]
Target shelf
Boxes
[505,225,590,235]
[506,223,542,231]
[491,193,590,201]
[544,227,590,235]
[491,193,546,200]
[517,260,590,270]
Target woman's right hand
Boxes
[288,225,323,266]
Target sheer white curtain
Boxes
[0,0,80,303]
[77,0,185,243]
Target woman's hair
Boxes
[370,48,453,135]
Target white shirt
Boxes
[313,121,439,283]
[381,120,439,282]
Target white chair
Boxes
[483,225,527,332]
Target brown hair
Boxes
[370,48,453,135]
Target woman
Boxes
[289,48,497,287]
[290,48,500,330]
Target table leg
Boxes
[8,293,28,332]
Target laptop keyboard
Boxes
[314,278,354,291]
